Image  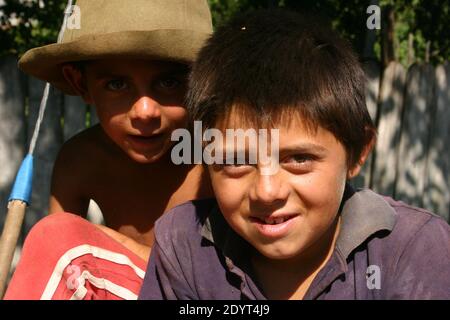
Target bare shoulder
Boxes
[56,125,117,168]
[52,124,114,187]
[50,125,110,215]
[58,125,104,159]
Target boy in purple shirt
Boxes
[139,9,450,300]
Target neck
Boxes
[251,215,341,300]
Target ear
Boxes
[61,64,93,105]
[347,130,376,179]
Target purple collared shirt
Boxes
[139,186,450,300]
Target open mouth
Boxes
[250,214,297,225]
[249,214,298,238]
[128,133,164,147]
[129,133,163,140]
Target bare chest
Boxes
[85,163,210,245]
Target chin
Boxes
[128,150,166,164]
[261,250,297,261]
[257,243,304,261]
[125,141,174,164]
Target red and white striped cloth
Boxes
[4,213,147,300]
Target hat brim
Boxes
[19,29,211,95]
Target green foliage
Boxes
[208,0,449,65]
[0,0,448,64]
[378,0,450,64]
[0,0,65,57]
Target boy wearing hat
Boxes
[4,0,213,299]
[139,10,450,300]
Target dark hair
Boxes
[187,9,376,167]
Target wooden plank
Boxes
[25,78,64,234]
[0,57,26,228]
[351,60,380,189]
[371,61,406,196]
[63,95,87,142]
[364,60,381,121]
[423,63,450,221]
[395,63,435,208]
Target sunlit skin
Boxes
[208,114,370,299]
[78,59,189,163]
[48,58,213,260]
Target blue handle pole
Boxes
[8,154,34,205]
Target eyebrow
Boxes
[93,72,129,80]
[279,143,328,155]
[92,67,189,80]
[216,142,328,157]
[157,69,190,78]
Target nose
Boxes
[249,173,289,206]
[129,96,161,122]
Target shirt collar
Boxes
[200,203,249,262]
[200,183,397,263]
[335,185,397,259]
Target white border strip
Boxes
[69,270,138,300]
[41,244,145,300]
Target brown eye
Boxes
[158,77,182,90]
[223,165,253,177]
[283,154,315,172]
[218,157,254,177]
[224,156,250,166]
[288,154,313,164]
[106,79,128,91]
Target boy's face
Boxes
[208,115,358,261]
[66,58,189,163]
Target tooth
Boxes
[275,218,284,224]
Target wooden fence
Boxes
[0,56,101,267]
[359,60,450,221]
[0,56,449,262]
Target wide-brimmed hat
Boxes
[18,0,213,95]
